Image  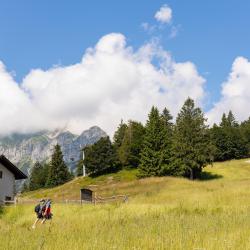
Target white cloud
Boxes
[206,56,250,125]
[0,62,44,135]
[155,4,172,24]
[0,33,206,137]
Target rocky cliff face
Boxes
[0,126,107,175]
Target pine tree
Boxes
[210,124,226,161]
[240,117,250,156]
[220,113,229,127]
[76,150,84,176]
[46,144,72,187]
[139,106,171,177]
[84,137,119,176]
[29,161,43,191]
[160,107,174,175]
[118,120,145,168]
[211,111,247,161]
[113,120,128,149]
[220,111,238,128]
[171,98,214,180]
[227,110,238,127]
[161,107,173,129]
[29,161,48,191]
[41,163,50,185]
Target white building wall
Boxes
[0,163,15,203]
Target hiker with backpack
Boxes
[32,199,52,229]
[32,199,46,229]
[41,199,52,223]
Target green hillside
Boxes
[2,159,250,250]
[22,159,250,207]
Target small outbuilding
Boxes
[80,187,96,204]
[0,155,27,204]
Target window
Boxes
[5,196,11,201]
[0,171,2,179]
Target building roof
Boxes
[0,155,27,180]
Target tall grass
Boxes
[1,203,250,249]
[1,159,250,249]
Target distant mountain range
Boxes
[0,126,107,175]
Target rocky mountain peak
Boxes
[0,126,107,175]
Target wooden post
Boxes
[14,196,17,206]
[94,192,97,206]
[80,190,82,205]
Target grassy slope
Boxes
[21,168,139,201]
[2,159,250,249]
[22,159,250,207]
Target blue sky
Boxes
[0,1,250,135]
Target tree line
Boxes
[25,97,250,191]
[77,98,250,180]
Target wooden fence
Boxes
[12,196,128,205]
[80,188,128,205]
[0,197,18,206]
[1,190,128,206]
[95,194,128,204]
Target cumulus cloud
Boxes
[155,4,172,24]
[142,4,179,39]
[0,33,206,137]
[207,56,250,124]
[0,62,45,135]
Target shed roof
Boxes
[0,155,27,180]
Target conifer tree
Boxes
[160,107,174,175]
[227,111,238,127]
[46,144,72,187]
[161,107,173,129]
[220,111,238,128]
[240,117,250,156]
[139,106,171,177]
[29,161,49,190]
[171,98,214,180]
[29,161,43,190]
[84,137,119,176]
[118,120,145,168]
[113,120,128,149]
[220,113,229,127]
[211,111,247,161]
[41,163,50,185]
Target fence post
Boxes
[94,192,97,206]
[14,196,17,206]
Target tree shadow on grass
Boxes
[198,171,223,181]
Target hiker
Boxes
[32,199,46,229]
[32,199,52,229]
[41,199,52,224]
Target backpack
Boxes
[34,204,41,213]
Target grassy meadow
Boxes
[2,159,250,249]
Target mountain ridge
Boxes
[0,126,107,175]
